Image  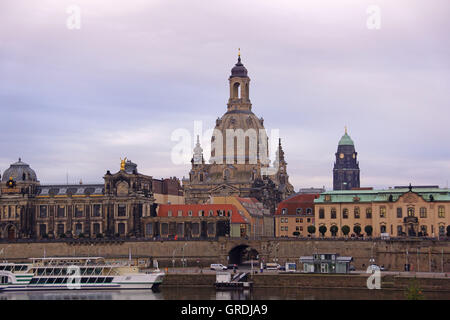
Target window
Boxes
[188,210,193,217]
[366,208,372,219]
[75,223,83,236]
[397,208,403,218]
[331,208,337,219]
[380,225,386,233]
[407,207,415,217]
[198,210,204,217]
[439,225,445,236]
[168,210,172,217]
[93,223,101,235]
[145,223,153,236]
[380,207,386,218]
[420,225,427,235]
[319,208,325,219]
[93,204,101,217]
[354,207,360,219]
[118,223,126,235]
[118,205,126,217]
[306,208,312,215]
[75,205,84,218]
[39,224,47,236]
[57,206,65,218]
[296,218,300,223]
[438,206,445,218]
[282,208,287,215]
[307,218,311,223]
[57,224,65,236]
[207,222,215,235]
[177,210,183,217]
[39,205,47,218]
[397,225,403,236]
[342,208,349,219]
[296,208,302,214]
[208,210,213,217]
[420,207,427,218]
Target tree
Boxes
[292,231,300,237]
[353,225,362,236]
[319,225,327,237]
[341,225,350,236]
[405,278,424,300]
[330,225,338,237]
[307,225,316,235]
[365,225,373,237]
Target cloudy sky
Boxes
[0,0,449,190]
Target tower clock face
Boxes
[339,153,344,159]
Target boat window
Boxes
[29,278,39,284]
[37,278,47,284]
[5,266,12,271]
[37,268,44,275]
[88,277,98,283]
[104,277,113,283]
[96,277,105,284]
[95,268,102,275]
[0,266,4,271]
[46,278,56,284]
[54,278,64,284]
[81,277,89,284]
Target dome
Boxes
[230,56,248,78]
[1,158,38,182]
[338,132,354,146]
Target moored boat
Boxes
[0,257,164,292]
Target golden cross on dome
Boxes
[238,48,241,57]
[120,157,127,171]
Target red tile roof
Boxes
[275,193,320,215]
[158,204,248,224]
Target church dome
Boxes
[2,158,38,182]
[230,56,248,78]
[338,132,354,146]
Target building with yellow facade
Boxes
[314,186,450,238]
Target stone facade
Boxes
[183,55,294,212]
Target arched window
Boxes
[188,210,193,217]
[233,82,241,98]
[282,208,287,215]
[208,210,213,217]
[318,208,325,219]
[296,208,302,215]
[380,225,387,233]
[306,208,312,215]
[407,207,415,217]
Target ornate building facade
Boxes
[183,54,294,212]
[333,128,360,190]
[0,158,183,240]
[314,186,450,238]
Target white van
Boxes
[210,264,227,271]
[265,263,280,270]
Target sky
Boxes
[0,0,449,190]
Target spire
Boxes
[345,125,347,134]
[193,135,204,165]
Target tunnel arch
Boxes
[228,244,259,265]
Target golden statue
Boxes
[120,157,127,171]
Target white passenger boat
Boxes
[0,257,164,292]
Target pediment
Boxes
[398,192,425,204]
[210,184,240,195]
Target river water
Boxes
[1,287,448,300]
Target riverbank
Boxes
[161,272,450,292]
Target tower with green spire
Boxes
[333,127,360,190]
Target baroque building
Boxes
[0,158,183,240]
[333,128,360,190]
[314,186,450,238]
[183,54,294,212]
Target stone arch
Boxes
[233,82,241,99]
[228,244,259,265]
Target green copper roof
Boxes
[314,188,450,204]
[338,132,354,146]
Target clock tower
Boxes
[333,128,360,190]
